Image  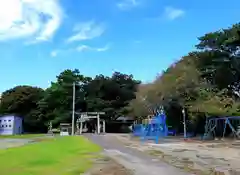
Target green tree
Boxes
[196,23,240,91]
[37,69,90,126]
[85,72,140,120]
[128,23,240,133]
[0,85,45,132]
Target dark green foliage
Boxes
[0,86,45,132]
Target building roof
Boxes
[116,116,134,121]
[0,115,22,119]
[60,123,71,126]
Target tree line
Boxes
[128,23,240,134]
[0,23,239,134]
[0,70,140,132]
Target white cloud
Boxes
[50,49,69,57]
[51,44,109,57]
[117,0,140,10]
[76,45,90,52]
[0,0,63,43]
[50,50,58,57]
[164,7,185,20]
[76,44,109,52]
[96,45,109,52]
[66,21,105,43]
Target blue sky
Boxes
[0,0,239,93]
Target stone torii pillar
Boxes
[97,113,100,134]
[102,120,106,134]
[78,112,105,135]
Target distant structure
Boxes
[60,123,71,136]
[0,115,23,135]
[78,112,105,135]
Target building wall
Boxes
[0,116,15,135]
[13,116,23,134]
[0,116,23,135]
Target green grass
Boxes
[0,136,101,175]
[0,134,46,139]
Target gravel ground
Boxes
[114,134,240,175]
[85,134,189,175]
[84,156,134,175]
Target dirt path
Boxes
[85,134,189,175]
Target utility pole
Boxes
[97,113,100,134]
[71,82,76,135]
[182,108,187,139]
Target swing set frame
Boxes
[204,116,240,140]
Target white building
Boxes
[0,115,23,135]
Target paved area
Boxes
[0,135,53,149]
[0,138,33,149]
[85,134,189,175]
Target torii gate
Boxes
[77,112,105,134]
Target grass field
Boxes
[0,136,101,175]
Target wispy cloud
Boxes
[76,44,110,52]
[66,21,105,43]
[95,45,109,52]
[0,0,63,43]
[50,48,68,57]
[117,0,140,10]
[51,44,110,57]
[164,6,185,20]
[50,50,58,57]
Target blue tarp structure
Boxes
[133,112,169,143]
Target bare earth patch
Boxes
[86,156,133,175]
[113,134,240,175]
